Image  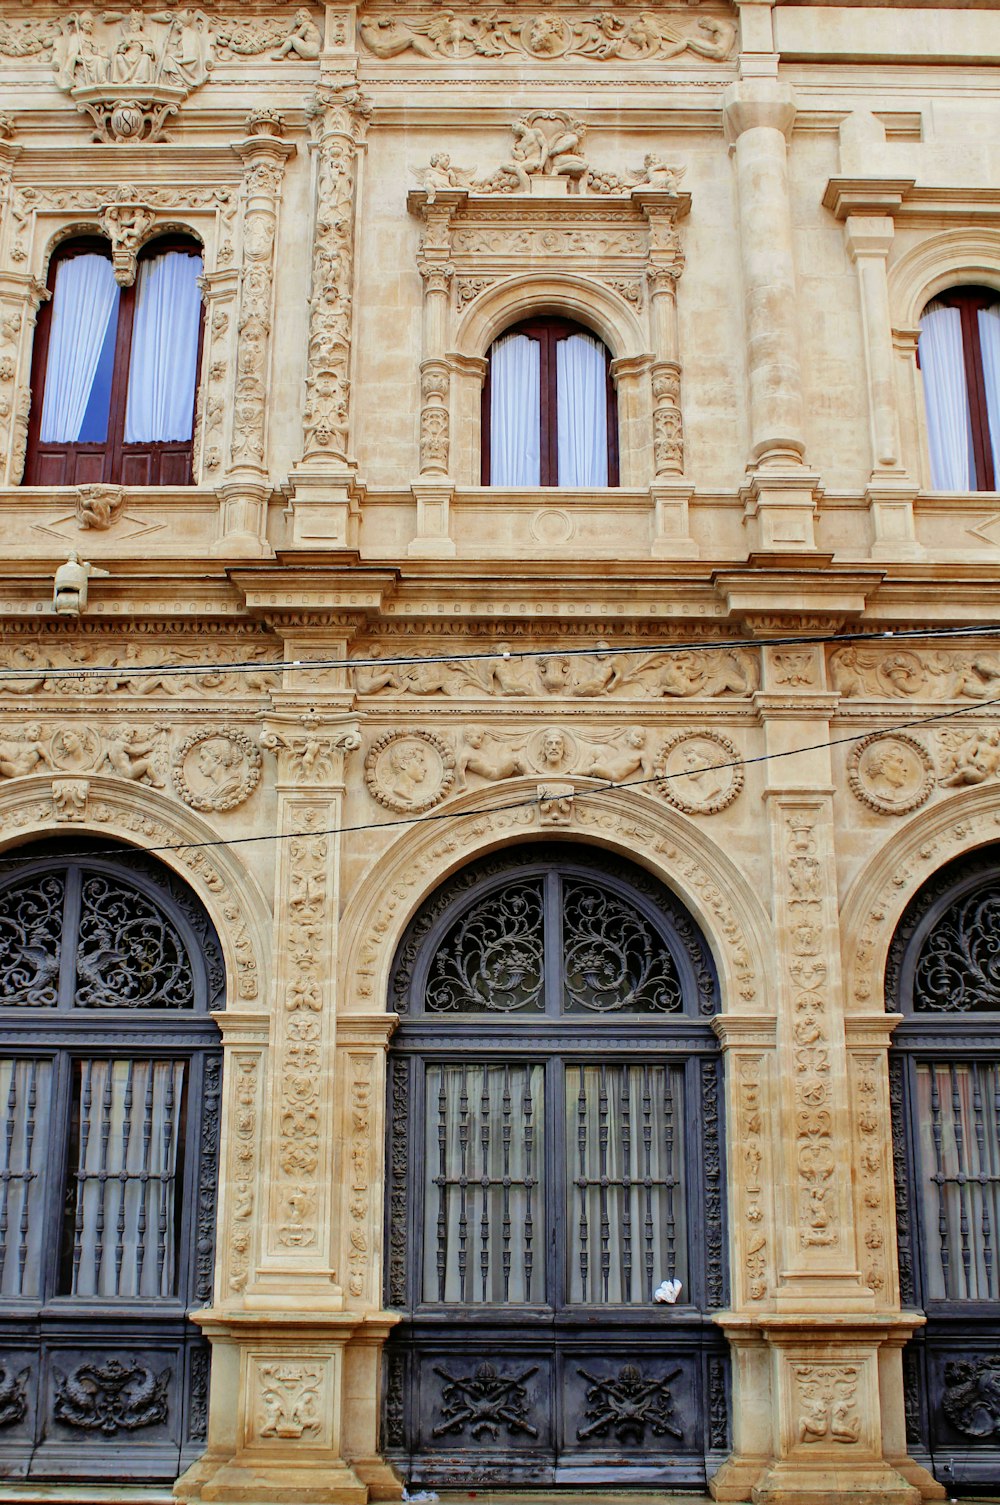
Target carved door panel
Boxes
[0,843,223,1482]
[889,850,1000,1492]
[384,846,728,1490]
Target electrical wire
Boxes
[1,621,1000,684]
[0,691,998,870]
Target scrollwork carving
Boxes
[942,1356,1000,1438]
[794,1365,861,1445]
[347,1055,373,1299]
[361,12,735,65]
[53,1359,168,1434]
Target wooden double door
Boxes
[384,846,729,1489]
[0,841,222,1482]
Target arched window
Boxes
[384,844,726,1490]
[481,316,619,487]
[0,839,222,1481]
[918,286,1000,491]
[25,235,204,488]
[888,847,1000,1489]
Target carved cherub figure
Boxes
[0,724,53,779]
[585,728,654,784]
[634,153,686,194]
[412,152,477,203]
[272,9,321,62]
[454,729,524,789]
[104,724,166,787]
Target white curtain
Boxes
[39,254,119,443]
[919,300,975,490]
[978,302,1000,483]
[124,250,203,443]
[556,331,608,487]
[489,332,540,486]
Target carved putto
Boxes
[361,10,736,65]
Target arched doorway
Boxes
[383,843,728,1490]
[0,839,223,1481]
[889,846,1000,1492]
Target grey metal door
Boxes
[384,845,728,1490]
[0,840,223,1481]
[889,847,1000,1493]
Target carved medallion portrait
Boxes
[654,731,743,815]
[49,724,101,771]
[527,725,580,776]
[172,727,262,812]
[847,733,934,815]
[365,729,455,813]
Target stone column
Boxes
[219,111,294,554]
[0,274,46,487]
[723,81,819,550]
[408,191,466,557]
[712,634,930,1505]
[632,187,698,557]
[287,84,371,547]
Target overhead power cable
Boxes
[0,620,999,685]
[0,692,997,870]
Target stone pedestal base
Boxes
[750,1459,920,1505]
[174,1309,400,1505]
[741,469,821,553]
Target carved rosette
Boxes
[229,115,294,476]
[300,86,372,466]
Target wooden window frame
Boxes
[919,284,999,493]
[481,315,620,487]
[24,234,205,489]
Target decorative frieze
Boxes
[359,11,736,64]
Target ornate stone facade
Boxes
[1,0,999,1501]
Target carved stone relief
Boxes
[352,645,758,699]
[1,9,324,143]
[737,1057,767,1301]
[346,1054,373,1300]
[0,635,279,701]
[415,112,686,199]
[942,1357,1000,1438]
[365,729,456,813]
[830,645,1000,701]
[847,733,935,816]
[229,1052,260,1293]
[74,484,127,531]
[794,1365,861,1446]
[254,1362,323,1441]
[655,731,743,815]
[53,1358,168,1433]
[360,12,736,64]
[300,85,372,465]
[783,809,839,1251]
[172,726,262,812]
[850,1053,887,1297]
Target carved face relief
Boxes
[365,730,456,813]
[655,732,743,815]
[847,734,934,816]
[172,727,262,812]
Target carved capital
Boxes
[261,715,362,787]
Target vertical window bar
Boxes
[0,1062,18,1290]
[598,1064,610,1302]
[71,1060,93,1293]
[94,1058,114,1293]
[457,1067,469,1303]
[929,1066,951,1298]
[523,1069,534,1302]
[951,1064,974,1297]
[576,1066,589,1303]
[435,1069,448,1302]
[642,1064,655,1301]
[501,1067,512,1302]
[663,1066,677,1282]
[620,1065,633,1303]
[973,1063,994,1298]
[479,1071,491,1302]
[156,1062,177,1292]
[135,1062,154,1293]
[17,1061,38,1295]
[114,1059,134,1295]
